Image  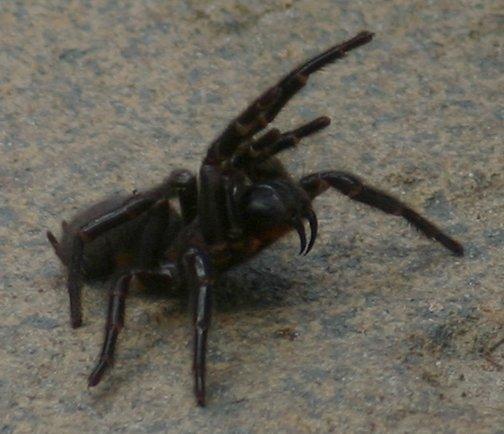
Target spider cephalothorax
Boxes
[47,31,463,406]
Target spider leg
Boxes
[67,237,85,328]
[166,169,198,224]
[88,266,177,387]
[137,199,183,268]
[137,200,172,267]
[222,172,248,239]
[300,171,464,256]
[231,116,331,168]
[198,165,226,245]
[46,230,64,262]
[182,248,214,407]
[65,194,161,328]
[205,31,374,164]
[199,166,253,243]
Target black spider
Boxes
[47,31,464,406]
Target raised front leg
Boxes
[182,248,214,407]
[205,31,374,164]
[300,171,464,256]
[231,116,331,169]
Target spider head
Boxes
[242,180,318,255]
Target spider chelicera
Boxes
[47,31,463,406]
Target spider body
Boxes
[47,31,463,406]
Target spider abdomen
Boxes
[51,192,183,280]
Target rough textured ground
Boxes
[1,1,502,433]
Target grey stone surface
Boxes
[0,1,502,433]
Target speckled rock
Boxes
[1,1,502,433]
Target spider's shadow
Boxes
[130,259,297,314]
[214,265,295,312]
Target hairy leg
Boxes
[205,31,373,164]
[300,171,463,255]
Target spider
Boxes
[47,31,464,406]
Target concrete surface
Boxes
[1,1,502,433]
